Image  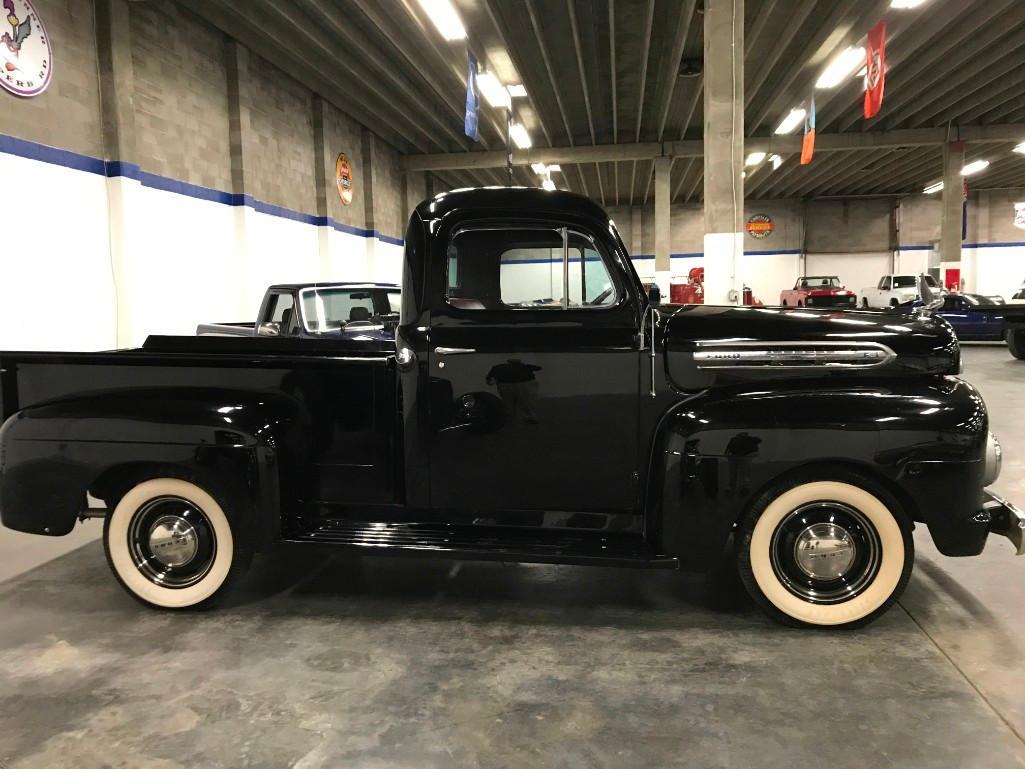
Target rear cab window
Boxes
[446,226,619,311]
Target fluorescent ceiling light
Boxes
[416,0,466,40]
[547,164,561,173]
[507,84,527,98]
[961,160,990,176]
[542,178,556,191]
[923,181,943,194]
[476,71,511,110]
[816,46,866,89]
[891,0,928,8]
[769,154,783,170]
[745,151,766,166]
[1013,142,1025,155]
[531,162,547,174]
[775,107,806,135]
[510,123,532,149]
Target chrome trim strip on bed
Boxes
[693,340,897,369]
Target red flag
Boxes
[864,20,886,118]
[801,96,815,165]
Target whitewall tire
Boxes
[737,474,913,628]
[103,477,247,609]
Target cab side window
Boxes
[446,226,618,311]
[267,293,299,336]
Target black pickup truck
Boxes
[197,282,400,342]
[1,188,1022,628]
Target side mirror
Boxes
[257,322,280,337]
[647,285,662,305]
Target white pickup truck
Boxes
[859,274,943,308]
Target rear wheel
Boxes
[1008,328,1025,360]
[103,476,250,609]
[797,300,804,308]
[890,298,899,307]
[737,471,913,628]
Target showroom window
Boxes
[446,226,617,310]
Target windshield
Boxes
[300,287,400,333]
[963,294,996,306]
[800,277,840,289]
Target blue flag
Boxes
[465,54,480,142]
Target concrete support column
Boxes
[962,188,986,293]
[226,40,258,312]
[940,140,965,274]
[702,0,744,306]
[653,157,672,297]
[312,95,334,277]
[95,0,139,348]
[360,127,378,281]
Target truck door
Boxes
[877,276,891,306]
[426,222,641,515]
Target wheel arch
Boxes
[0,388,299,546]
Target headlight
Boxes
[984,431,1002,487]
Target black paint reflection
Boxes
[725,432,762,495]
[486,359,543,425]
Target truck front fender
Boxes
[650,377,988,569]
[0,387,306,546]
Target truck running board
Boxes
[281,520,679,569]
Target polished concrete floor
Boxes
[1,344,1024,769]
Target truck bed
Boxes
[0,335,400,508]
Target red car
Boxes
[780,276,858,308]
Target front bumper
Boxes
[984,491,1025,555]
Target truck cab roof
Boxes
[267,282,399,291]
[415,186,611,224]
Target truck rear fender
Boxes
[646,377,988,569]
[0,388,306,547]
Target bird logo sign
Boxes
[1,0,52,98]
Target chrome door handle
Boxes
[435,347,476,355]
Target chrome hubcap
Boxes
[147,516,199,568]
[793,522,856,579]
[128,496,217,589]
[770,501,882,604]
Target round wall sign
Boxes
[745,213,775,239]
[335,153,354,206]
[1,0,53,98]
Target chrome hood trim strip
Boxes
[693,340,897,370]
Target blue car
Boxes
[925,293,1006,341]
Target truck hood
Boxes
[661,304,959,391]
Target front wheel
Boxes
[103,476,249,609]
[736,472,913,628]
[861,298,869,309]
[1008,328,1025,360]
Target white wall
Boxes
[966,245,1025,298]
[0,147,401,350]
[0,152,116,351]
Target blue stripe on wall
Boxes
[0,132,405,246]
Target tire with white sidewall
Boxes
[103,477,248,609]
[737,472,913,628]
